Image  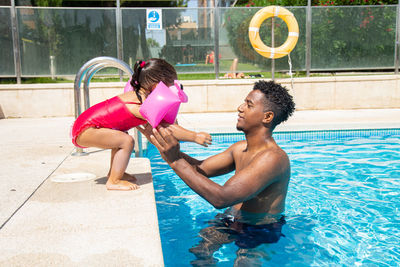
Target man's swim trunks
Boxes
[202,212,286,249]
[220,214,286,248]
[71,96,146,148]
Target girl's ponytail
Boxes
[131,60,146,103]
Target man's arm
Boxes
[137,123,234,177]
[171,149,284,209]
[179,150,235,177]
[150,127,287,209]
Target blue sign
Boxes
[148,11,159,22]
[147,9,162,30]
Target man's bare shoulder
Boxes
[235,142,289,173]
[261,144,289,160]
[227,140,247,156]
[230,140,247,150]
[256,145,290,173]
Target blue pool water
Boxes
[145,130,400,266]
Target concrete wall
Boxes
[1,75,399,118]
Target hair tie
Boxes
[140,61,146,68]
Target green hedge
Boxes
[224,4,396,71]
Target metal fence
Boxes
[1,4,399,82]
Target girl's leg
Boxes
[77,127,138,190]
[109,148,117,176]
[109,148,137,182]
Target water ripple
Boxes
[150,134,400,266]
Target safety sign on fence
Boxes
[146,9,162,30]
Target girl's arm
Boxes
[119,91,147,120]
[166,124,212,147]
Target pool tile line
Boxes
[209,128,400,142]
[139,129,400,156]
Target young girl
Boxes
[71,58,212,191]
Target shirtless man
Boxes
[141,80,295,265]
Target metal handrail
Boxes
[72,56,143,157]
[83,63,107,110]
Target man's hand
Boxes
[136,123,154,143]
[150,126,181,165]
[195,132,212,147]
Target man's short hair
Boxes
[253,80,295,130]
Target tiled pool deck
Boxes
[1,109,400,266]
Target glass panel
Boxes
[0,6,397,77]
[0,7,15,76]
[122,8,146,67]
[311,6,396,70]
[122,7,215,74]
[219,7,306,75]
[17,7,117,76]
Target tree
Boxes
[147,38,160,48]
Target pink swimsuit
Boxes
[71,96,146,148]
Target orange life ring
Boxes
[248,6,299,59]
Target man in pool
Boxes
[140,80,295,265]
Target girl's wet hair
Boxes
[130,58,178,103]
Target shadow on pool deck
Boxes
[0,109,399,266]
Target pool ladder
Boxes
[72,56,143,157]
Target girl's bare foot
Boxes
[107,172,138,182]
[122,172,138,182]
[106,179,139,190]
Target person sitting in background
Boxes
[205,51,215,64]
[183,44,194,64]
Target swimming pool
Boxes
[145,129,400,266]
